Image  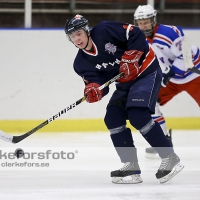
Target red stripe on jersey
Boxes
[154,35,172,45]
[84,43,97,55]
[171,26,182,37]
[139,46,155,74]
[193,54,200,66]
[147,25,159,44]
[154,117,165,123]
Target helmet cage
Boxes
[133,5,157,37]
[134,17,155,37]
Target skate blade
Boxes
[112,174,143,184]
[145,152,159,159]
[159,163,184,184]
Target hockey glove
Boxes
[118,50,143,82]
[84,83,103,103]
[161,67,175,87]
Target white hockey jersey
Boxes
[147,24,200,84]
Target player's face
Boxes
[69,29,90,49]
[137,18,152,31]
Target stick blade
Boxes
[0,130,13,143]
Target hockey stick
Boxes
[0,72,124,144]
[188,67,200,75]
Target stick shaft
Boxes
[11,72,124,143]
[188,67,200,75]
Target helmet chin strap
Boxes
[143,20,155,38]
[143,28,154,37]
[83,34,90,50]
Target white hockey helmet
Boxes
[134,4,157,36]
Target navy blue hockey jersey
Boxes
[73,21,159,95]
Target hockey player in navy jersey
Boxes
[65,14,184,184]
[134,5,200,158]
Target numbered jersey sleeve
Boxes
[168,25,188,74]
[153,25,187,74]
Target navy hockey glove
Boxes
[84,83,103,103]
[118,50,143,82]
[161,67,175,87]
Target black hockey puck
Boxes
[14,148,24,158]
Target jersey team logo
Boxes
[105,42,117,55]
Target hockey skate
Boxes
[156,152,184,183]
[145,129,173,159]
[111,162,143,184]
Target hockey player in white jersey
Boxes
[134,4,200,158]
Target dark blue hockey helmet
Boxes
[65,14,90,36]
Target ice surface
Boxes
[0,130,200,200]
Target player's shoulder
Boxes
[91,21,125,38]
[156,24,184,39]
[93,21,121,30]
[90,21,108,34]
